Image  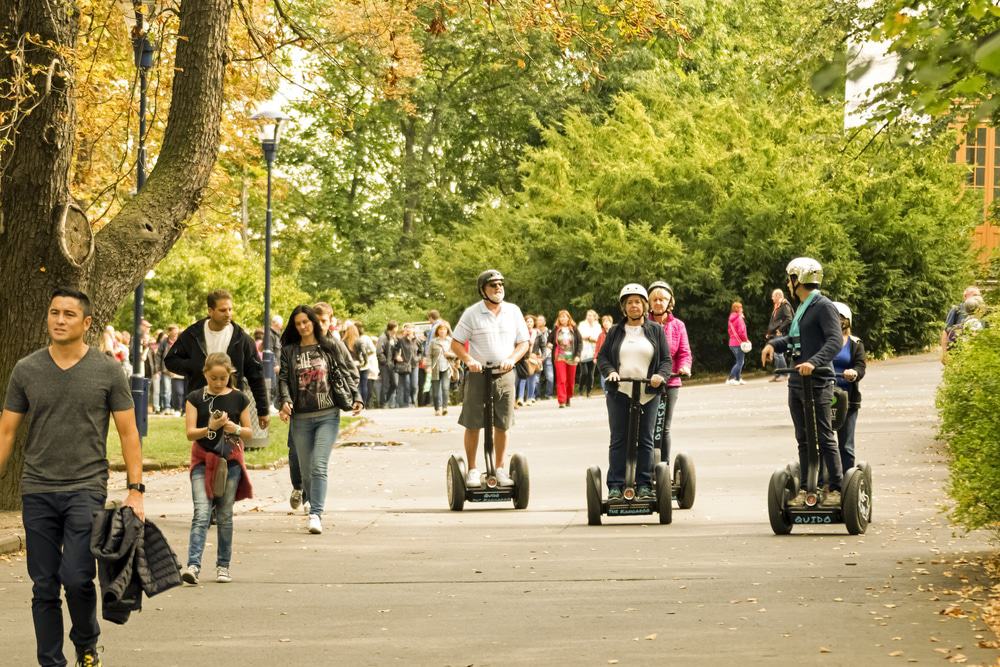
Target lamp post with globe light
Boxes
[250,108,290,398]
[120,0,156,437]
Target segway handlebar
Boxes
[774,368,844,378]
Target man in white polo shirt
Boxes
[451,270,530,487]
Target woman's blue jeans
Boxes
[606,390,660,490]
[188,463,241,568]
[728,346,745,381]
[290,410,340,516]
[396,371,412,407]
[431,370,451,410]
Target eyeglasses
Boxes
[487,281,504,288]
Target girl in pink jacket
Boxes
[727,302,750,385]
[648,282,692,463]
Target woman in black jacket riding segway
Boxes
[762,257,845,508]
[597,284,672,501]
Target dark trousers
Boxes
[380,370,397,408]
[396,371,412,407]
[577,360,596,396]
[23,491,106,667]
[788,380,843,492]
[170,377,186,411]
[657,386,680,462]
[606,390,660,489]
[287,431,304,495]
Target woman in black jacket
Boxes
[277,305,363,535]
[596,284,672,501]
[831,302,867,473]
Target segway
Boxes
[767,368,872,535]
[446,363,529,511]
[586,377,672,525]
[653,375,696,510]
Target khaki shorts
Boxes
[458,369,516,431]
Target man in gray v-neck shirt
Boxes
[0,287,145,667]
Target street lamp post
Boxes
[121,0,156,438]
[250,109,289,402]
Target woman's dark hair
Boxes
[281,305,338,356]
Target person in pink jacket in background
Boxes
[647,282,692,463]
[727,301,750,385]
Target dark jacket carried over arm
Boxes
[596,319,672,382]
[769,292,842,386]
[164,319,267,416]
[91,507,182,625]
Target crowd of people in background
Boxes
[102,280,991,425]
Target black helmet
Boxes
[477,269,505,302]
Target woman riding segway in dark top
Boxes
[761,257,845,507]
[597,284,672,501]
[830,302,867,474]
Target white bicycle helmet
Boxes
[619,283,648,314]
[786,257,823,286]
[832,301,852,325]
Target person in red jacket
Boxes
[647,281,692,462]
[552,309,582,408]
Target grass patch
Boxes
[107,414,361,469]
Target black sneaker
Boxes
[76,647,102,667]
[637,486,655,500]
[608,488,623,501]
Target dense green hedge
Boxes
[938,312,1000,534]
[423,76,980,370]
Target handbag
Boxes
[211,458,228,497]
[327,360,356,411]
[740,340,752,353]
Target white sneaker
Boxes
[308,514,323,534]
[496,467,514,487]
[466,468,481,487]
[302,500,310,515]
[725,379,736,386]
[216,566,232,583]
[181,564,200,585]
[738,379,746,385]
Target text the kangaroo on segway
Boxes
[586,283,675,525]
[761,257,873,535]
[446,269,531,511]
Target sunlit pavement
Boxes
[1,354,997,666]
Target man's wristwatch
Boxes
[127,482,146,494]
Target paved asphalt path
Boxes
[1,353,998,666]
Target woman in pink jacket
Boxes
[648,282,692,463]
[727,301,750,385]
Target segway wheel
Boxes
[842,467,870,535]
[673,452,696,510]
[586,466,602,526]
[655,462,673,525]
[785,461,801,493]
[447,455,465,511]
[510,453,530,510]
[859,461,873,522]
[768,469,793,535]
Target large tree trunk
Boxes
[0,0,233,510]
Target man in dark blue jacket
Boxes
[762,258,844,507]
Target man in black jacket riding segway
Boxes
[761,257,844,508]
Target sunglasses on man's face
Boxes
[488,281,504,289]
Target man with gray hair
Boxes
[941,286,981,359]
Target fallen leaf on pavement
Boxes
[888,651,903,657]
[819,647,831,653]
[645,634,656,641]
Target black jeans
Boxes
[577,360,596,396]
[788,380,843,492]
[23,490,106,667]
[657,386,680,462]
[606,390,660,489]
